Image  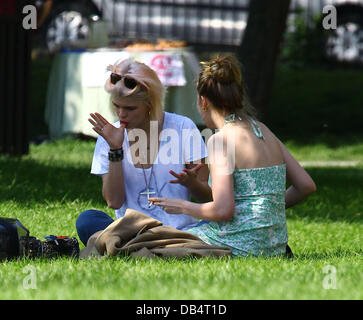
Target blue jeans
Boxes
[76,209,209,246]
[76,210,114,246]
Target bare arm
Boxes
[150,134,235,221]
[101,162,126,209]
[183,162,234,221]
[149,169,234,221]
[89,112,126,209]
[278,140,316,209]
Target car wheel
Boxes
[324,8,363,65]
[41,2,98,52]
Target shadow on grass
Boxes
[286,167,363,223]
[291,247,363,261]
[277,133,363,149]
[0,157,362,223]
[0,157,104,207]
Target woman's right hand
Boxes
[88,112,126,149]
[169,163,204,187]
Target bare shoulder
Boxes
[257,122,302,171]
[256,120,268,130]
[256,121,282,144]
[206,130,225,145]
[256,121,274,137]
[206,131,231,162]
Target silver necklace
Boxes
[139,164,155,208]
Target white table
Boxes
[45,48,203,139]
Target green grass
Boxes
[0,139,362,299]
[284,135,363,162]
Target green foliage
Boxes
[268,67,363,138]
[280,10,326,69]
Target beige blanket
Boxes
[80,209,232,258]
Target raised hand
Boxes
[169,163,204,187]
[88,112,126,149]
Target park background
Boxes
[0,0,362,299]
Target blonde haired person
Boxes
[150,55,316,257]
[76,58,212,246]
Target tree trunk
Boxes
[0,0,31,155]
[238,0,291,120]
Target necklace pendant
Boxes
[140,164,156,210]
[139,188,156,198]
[139,187,157,210]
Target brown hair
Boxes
[105,58,165,121]
[196,55,257,119]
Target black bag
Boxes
[0,217,79,260]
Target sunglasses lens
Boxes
[110,73,122,85]
[124,77,137,90]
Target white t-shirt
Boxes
[90,111,208,230]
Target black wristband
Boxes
[108,147,123,162]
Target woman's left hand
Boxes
[148,197,186,214]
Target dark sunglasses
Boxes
[110,73,138,89]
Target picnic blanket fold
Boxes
[80,209,232,258]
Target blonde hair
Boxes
[105,58,165,121]
[197,55,257,119]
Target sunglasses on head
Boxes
[110,73,138,89]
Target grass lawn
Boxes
[0,139,362,299]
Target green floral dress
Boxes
[188,164,288,257]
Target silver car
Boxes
[35,0,363,64]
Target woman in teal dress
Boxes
[150,55,316,257]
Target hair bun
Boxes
[201,55,242,85]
